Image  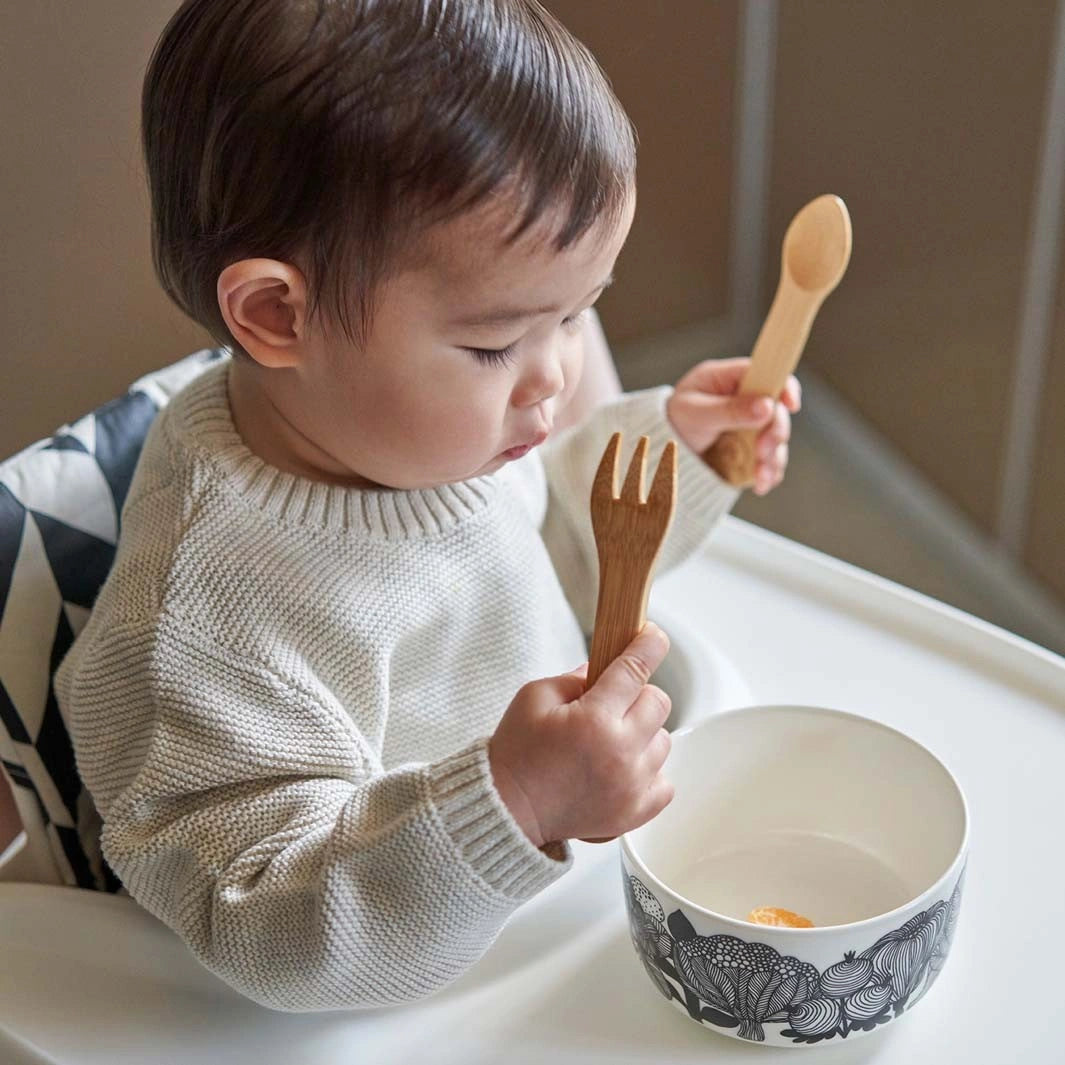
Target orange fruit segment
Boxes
[746,906,814,928]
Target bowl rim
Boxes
[620,702,971,936]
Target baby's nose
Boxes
[513,348,565,408]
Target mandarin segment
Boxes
[746,906,815,928]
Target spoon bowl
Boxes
[784,194,852,293]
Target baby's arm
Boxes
[57,618,566,1012]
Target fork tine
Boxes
[592,431,622,503]
[621,435,649,503]
[647,440,678,516]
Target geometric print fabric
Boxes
[0,348,227,888]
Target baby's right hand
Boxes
[488,623,674,848]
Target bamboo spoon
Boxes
[704,194,852,486]
[582,432,677,844]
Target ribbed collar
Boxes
[169,362,500,539]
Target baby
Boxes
[56,0,798,1011]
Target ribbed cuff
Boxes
[427,738,572,902]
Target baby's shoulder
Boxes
[98,401,261,629]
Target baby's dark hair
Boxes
[142,0,636,350]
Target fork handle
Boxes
[581,571,649,844]
[586,562,650,688]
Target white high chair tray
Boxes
[2,517,1063,1064]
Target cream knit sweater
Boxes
[55,362,737,1011]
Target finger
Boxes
[674,357,750,395]
[540,664,591,705]
[781,375,802,412]
[631,775,675,830]
[669,391,773,453]
[772,442,790,485]
[640,727,672,775]
[583,622,670,718]
[754,443,788,495]
[756,405,791,458]
[680,390,774,425]
[622,683,672,737]
[676,363,800,412]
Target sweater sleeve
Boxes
[56,615,569,1012]
[539,387,740,634]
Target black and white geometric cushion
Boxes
[0,347,228,888]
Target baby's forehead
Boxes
[421,198,555,272]
[411,195,622,297]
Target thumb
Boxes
[669,390,774,452]
[582,622,670,717]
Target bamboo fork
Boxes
[586,432,678,686]
[582,433,677,844]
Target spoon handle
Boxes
[704,193,851,488]
[703,279,822,486]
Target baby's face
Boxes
[299,192,634,490]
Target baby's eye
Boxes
[464,344,517,368]
[562,308,589,332]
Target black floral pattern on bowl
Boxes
[624,868,964,1044]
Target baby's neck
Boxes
[227,361,382,489]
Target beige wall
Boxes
[768,0,1057,536]
[548,1,739,344]
[1,1,739,459]
[1,2,210,458]
[1029,276,1065,602]
[3,2,1063,609]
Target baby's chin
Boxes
[434,454,517,485]
[374,457,505,490]
[361,440,528,488]
[480,447,532,478]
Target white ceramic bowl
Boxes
[621,705,968,1047]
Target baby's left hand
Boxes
[666,357,801,496]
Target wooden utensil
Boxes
[704,193,852,486]
[587,432,678,686]
[582,433,677,844]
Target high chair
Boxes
[0,348,227,887]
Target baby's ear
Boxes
[217,259,309,369]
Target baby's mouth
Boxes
[500,430,549,461]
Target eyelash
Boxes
[465,310,588,367]
[467,344,518,368]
